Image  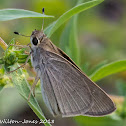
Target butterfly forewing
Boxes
[54,47,116,116]
[40,49,93,117]
[39,49,116,117]
[48,63,93,116]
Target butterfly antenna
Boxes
[41,8,45,31]
[14,32,30,37]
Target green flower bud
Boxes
[5,51,18,65]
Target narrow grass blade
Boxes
[59,0,84,65]
[0,9,54,21]
[44,0,104,37]
[90,60,126,82]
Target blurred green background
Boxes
[0,0,126,126]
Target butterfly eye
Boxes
[32,37,38,45]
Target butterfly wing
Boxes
[40,70,61,116]
[40,50,116,117]
[83,77,116,116]
[55,48,116,116]
[41,52,93,117]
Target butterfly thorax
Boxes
[30,30,58,75]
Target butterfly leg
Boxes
[28,75,40,101]
[10,44,29,48]
[10,43,32,49]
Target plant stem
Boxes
[0,37,8,50]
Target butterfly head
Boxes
[30,29,46,47]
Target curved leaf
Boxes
[0,9,54,21]
[10,64,51,126]
[90,60,126,82]
[44,0,104,37]
[59,0,84,65]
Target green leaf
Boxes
[10,63,52,126]
[0,9,54,21]
[74,116,122,126]
[88,60,108,76]
[60,15,80,64]
[44,0,104,38]
[90,60,126,82]
[59,0,84,65]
